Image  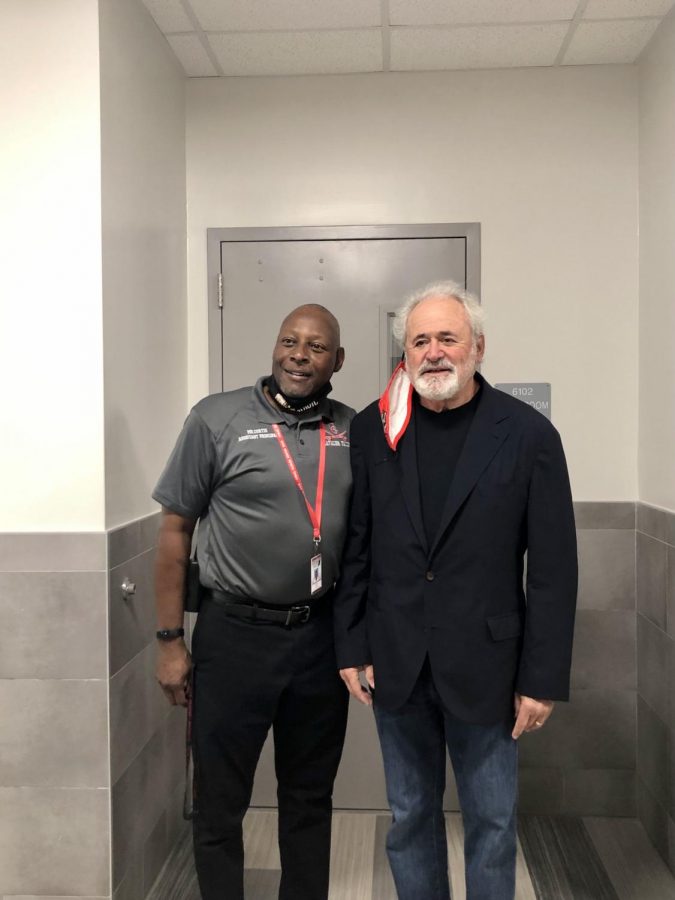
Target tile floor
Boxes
[147,810,675,900]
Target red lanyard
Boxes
[272,422,326,547]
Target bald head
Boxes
[272,304,345,400]
[279,304,341,347]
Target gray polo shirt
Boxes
[153,378,354,605]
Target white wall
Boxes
[639,12,675,512]
[0,0,105,531]
[99,0,187,528]
[186,66,639,501]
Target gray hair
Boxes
[392,280,485,347]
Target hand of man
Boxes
[339,665,375,706]
[156,640,192,707]
[512,693,554,739]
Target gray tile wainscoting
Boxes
[0,532,110,898]
[6,500,675,896]
[108,512,189,898]
[0,511,187,900]
[516,501,637,817]
[636,502,675,876]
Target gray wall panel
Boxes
[109,549,157,676]
[0,532,106,572]
[108,513,187,893]
[637,503,675,876]
[0,680,108,789]
[637,532,668,630]
[0,787,110,896]
[577,530,636,610]
[571,610,636,691]
[0,571,107,679]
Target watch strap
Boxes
[156,627,185,642]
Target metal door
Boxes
[206,224,480,809]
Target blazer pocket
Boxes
[486,612,523,641]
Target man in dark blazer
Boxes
[334,282,577,900]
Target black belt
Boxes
[208,589,326,626]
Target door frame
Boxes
[206,223,481,393]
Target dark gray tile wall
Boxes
[0,533,110,898]
[638,531,668,629]
[109,513,189,897]
[571,609,636,690]
[109,548,158,675]
[518,501,637,816]
[110,643,167,783]
[520,689,636,769]
[2,500,669,892]
[637,502,675,876]
[564,768,636,816]
[574,501,636,531]
[0,514,186,900]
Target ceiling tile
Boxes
[390,0,579,26]
[563,18,660,63]
[391,23,568,70]
[142,0,194,33]
[209,30,382,76]
[166,34,218,76]
[188,0,381,32]
[583,0,675,19]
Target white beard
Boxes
[412,367,461,401]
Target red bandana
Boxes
[378,362,413,451]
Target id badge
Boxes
[310,553,322,594]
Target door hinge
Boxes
[217,273,223,309]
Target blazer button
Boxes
[425,571,435,581]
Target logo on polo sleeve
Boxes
[326,423,349,448]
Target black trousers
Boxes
[191,596,349,900]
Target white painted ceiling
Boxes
[141,0,675,77]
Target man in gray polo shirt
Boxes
[153,304,354,900]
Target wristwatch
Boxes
[155,627,185,642]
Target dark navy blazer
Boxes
[333,374,578,724]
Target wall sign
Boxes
[495,383,551,420]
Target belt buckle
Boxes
[286,604,311,625]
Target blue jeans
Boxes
[374,660,518,900]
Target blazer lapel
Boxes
[429,380,511,559]
[397,412,429,554]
